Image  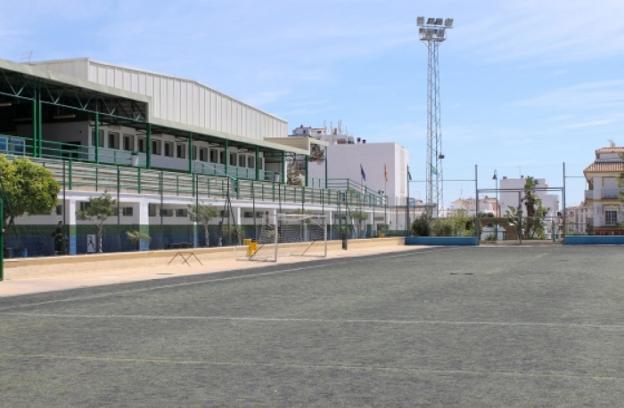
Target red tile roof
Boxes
[584,162,624,174]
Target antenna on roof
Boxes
[608,139,616,147]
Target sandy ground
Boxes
[0,237,422,297]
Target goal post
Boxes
[277,212,328,258]
[239,212,328,262]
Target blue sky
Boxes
[2,0,623,205]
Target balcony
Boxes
[585,189,621,200]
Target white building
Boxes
[448,196,499,216]
[499,177,560,219]
[566,204,588,234]
[583,145,624,233]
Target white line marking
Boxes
[0,248,450,312]
[0,352,622,382]
[2,312,623,331]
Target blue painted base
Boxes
[405,236,479,246]
[564,235,624,245]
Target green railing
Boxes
[30,156,384,208]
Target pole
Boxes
[517,191,523,245]
[406,170,410,235]
[94,112,100,164]
[475,164,480,240]
[146,123,152,169]
[324,146,328,189]
[562,161,567,239]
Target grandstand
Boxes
[0,58,385,256]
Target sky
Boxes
[1,0,623,206]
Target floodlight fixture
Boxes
[417,16,424,26]
[444,18,454,28]
[435,17,443,25]
[427,17,435,24]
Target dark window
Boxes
[175,209,188,217]
[248,156,255,169]
[219,151,225,164]
[148,204,157,217]
[176,144,186,159]
[160,208,174,217]
[137,137,145,153]
[123,134,134,151]
[192,146,197,161]
[108,132,119,149]
[200,148,208,162]
[152,140,162,155]
[164,142,173,157]
[230,153,237,166]
[122,207,133,217]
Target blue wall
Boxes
[564,235,624,245]
[405,236,479,246]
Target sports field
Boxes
[1,246,623,407]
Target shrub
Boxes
[411,214,431,236]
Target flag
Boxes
[360,164,366,182]
[384,164,388,183]
[407,166,412,181]
[492,170,498,180]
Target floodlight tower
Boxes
[417,16,453,217]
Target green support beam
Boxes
[324,146,328,189]
[255,146,260,181]
[31,94,38,157]
[304,155,309,187]
[146,123,152,169]
[224,140,229,176]
[280,151,285,184]
[37,90,43,158]
[188,133,193,174]
[94,112,100,164]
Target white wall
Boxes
[307,142,409,206]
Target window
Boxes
[149,204,157,217]
[605,210,618,226]
[175,208,188,217]
[123,134,135,151]
[164,142,173,157]
[137,137,146,153]
[108,132,120,149]
[248,156,255,169]
[55,205,62,216]
[238,154,245,168]
[160,208,174,217]
[219,151,225,164]
[176,143,186,159]
[152,140,162,155]
[200,148,208,162]
[122,207,134,217]
[230,153,237,166]
[210,149,218,163]
[192,145,197,161]
[258,158,263,170]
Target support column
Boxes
[324,146,328,189]
[224,140,229,176]
[255,146,260,181]
[94,112,100,164]
[138,200,150,251]
[188,133,193,174]
[31,93,38,157]
[280,151,285,184]
[68,200,77,255]
[304,155,309,187]
[146,123,152,169]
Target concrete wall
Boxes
[307,142,409,206]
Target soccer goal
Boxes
[240,212,328,262]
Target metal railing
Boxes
[29,156,384,208]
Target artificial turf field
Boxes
[1,246,624,407]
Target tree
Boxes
[78,192,116,253]
[0,156,60,232]
[522,177,549,239]
[411,213,431,236]
[188,204,218,246]
[126,229,151,251]
[350,210,368,238]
